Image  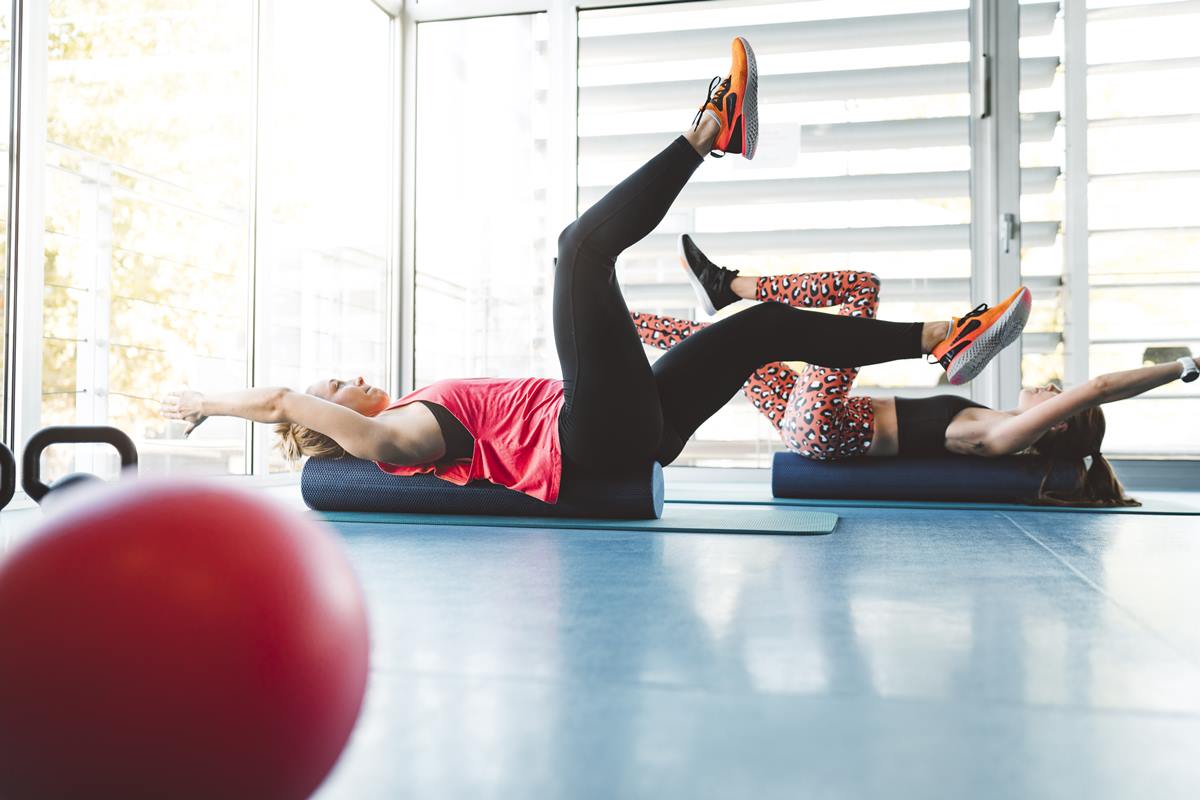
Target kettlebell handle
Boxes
[22,426,139,503]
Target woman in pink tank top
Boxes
[162,37,1029,504]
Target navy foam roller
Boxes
[772,452,1082,502]
[302,457,664,519]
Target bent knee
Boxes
[557,220,594,258]
[557,221,579,251]
[844,270,881,290]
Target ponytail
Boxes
[1033,452,1139,508]
[1028,406,1139,507]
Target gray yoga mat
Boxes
[317,503,837,535]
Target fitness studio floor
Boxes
[4,472,1199,799]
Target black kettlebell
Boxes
[22,425,139,505]
[47,471,104,495]
[0,442,14,512]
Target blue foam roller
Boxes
[772,452,1083,502]
[301,457,664,519]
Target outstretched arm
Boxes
[161,387,436,464]
[161,387,287,434]
[1089,360,1193,403]
[982,360,1190,455]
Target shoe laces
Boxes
[692,75,733,158]
[691,77,723,129]
[956,302,990,326]
[711,76,732,108]
[926,302,990,364]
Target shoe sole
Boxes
[678,235,718,316]
[946,287,1032,385]
[738,36,759,160]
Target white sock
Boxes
[702,108,723,129]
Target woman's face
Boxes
[1016,383,1061,413]
[308,376,392,416]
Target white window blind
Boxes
[577,0,1060,466]
[1018,0,1068,395]
[1080,0,1200,456]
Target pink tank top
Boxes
[374,377,566,504]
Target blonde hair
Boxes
[273,422,346,468]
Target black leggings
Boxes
[554,136,923,470]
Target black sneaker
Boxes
[678,234,740,316]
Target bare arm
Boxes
[161,388,438,465]
[160,387,287,434]
[277,391,440,464]
[203,387,289,422]
[982,361,1187,455]
[1089,361,1188,403]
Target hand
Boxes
[161,390,207,436]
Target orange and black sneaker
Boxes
[692,36,758,160]
[931,286,1032,385]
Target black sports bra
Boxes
[893,395,986,457]
[418,401,475,463]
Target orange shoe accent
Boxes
[931,285,1033,385]
[692,36,759,160]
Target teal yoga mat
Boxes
[667,490,1200,516]
[317,503,837,535]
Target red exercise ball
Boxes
[0,480,370,800]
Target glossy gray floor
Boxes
[313,502,1200,800]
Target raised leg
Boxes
[754,270,881,318]
[650,262,915,464]
[634,271,882,444]
[630,310,798,431]
[554,137,706,471]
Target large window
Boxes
[1080,0,1199,456]
[412,14,552,388]
[1017,0,1200,458]
[578,0,987,466]
[30,0,395,482]
[44,1,255,478]
[255,0,392,473]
